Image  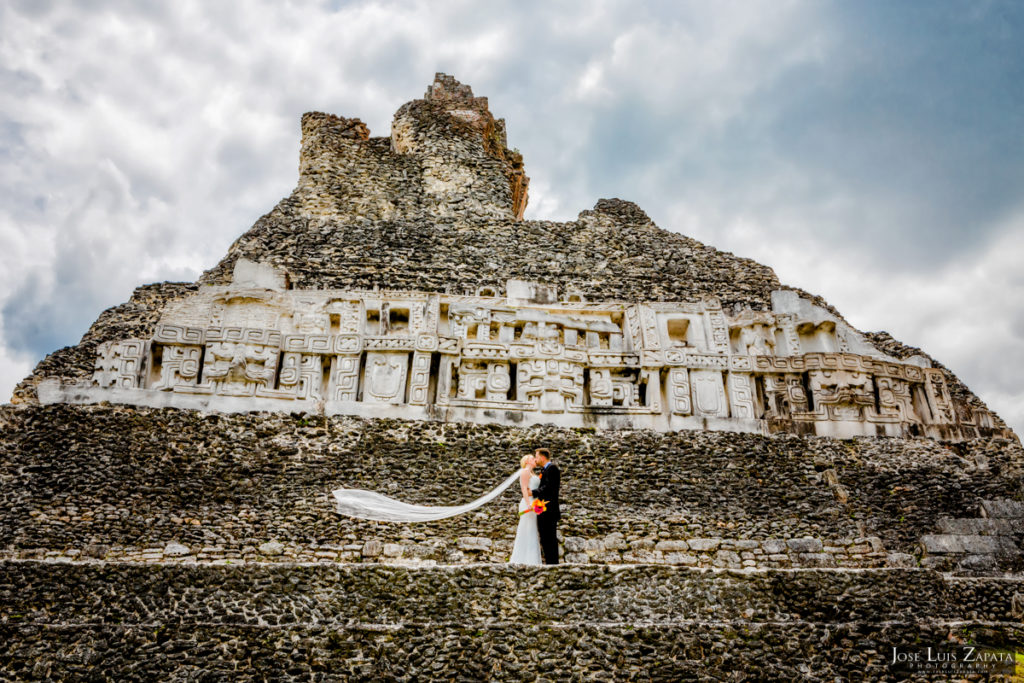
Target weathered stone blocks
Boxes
[1,562,1021,681]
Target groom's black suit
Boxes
[531,462,561,565]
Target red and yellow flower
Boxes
[519,499,548,516]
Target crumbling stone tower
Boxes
[2,75,1022,680]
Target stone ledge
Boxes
[0,532,895,570]
[982,499,1024,519]
[3,621,1021,682]
[937,517,1020,535]
[2,561,1021,626]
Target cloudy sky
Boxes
[1,0,1022,434]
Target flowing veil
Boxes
[333,470,522,522]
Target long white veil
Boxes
[332,470,522,522]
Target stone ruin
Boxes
[49,263,999,441]
[17,77,1010,444]
[2,74,1022,680]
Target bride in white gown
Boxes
[331,454,542,565]
[508,454,542,565]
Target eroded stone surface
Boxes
[3,74,1023,681]
[2,404,1021,572]
[1,563,1021,681]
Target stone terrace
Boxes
[1,563,1022,681]
[1,405,1021,573]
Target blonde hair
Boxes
[520,454,533,468]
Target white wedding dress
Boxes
[333,470,522,522]
[332,468,542,565]
[508,472,542,566]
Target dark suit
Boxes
[531,462,561,564]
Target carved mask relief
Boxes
[78,283,999,441]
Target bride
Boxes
[331,454,542,565]
[508,454,542,565]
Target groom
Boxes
[530,448,561,565]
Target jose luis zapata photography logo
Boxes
[890,643,1021,676]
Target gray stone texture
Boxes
[0,563,1021,681]
[8,74,1008,440]
[1,404,1021,573]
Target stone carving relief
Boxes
[363,352,408,403]
[691,369,728,418]
[518,359,584,412]
[407,351,432,405]
[457,360,512,402]
[329,355,360,402]
[93,340,147,389]
[71,270,1004,440]
[666,367,691,416]
[728,373,756,419]
[589,368,638,408]
[806,370,875,421]
[202,341,279,396]
[866,375,913,423]
[731,314,778,356]
[278,352,323,400]
[762,374,810,421]
[924,368,956,425]
[153,344,203,391]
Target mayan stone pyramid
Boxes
[2,74,1022,680]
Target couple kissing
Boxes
[509,448,561,566]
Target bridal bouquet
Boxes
[519,499,548,516]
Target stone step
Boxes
[920,533,1021,555]
[0,533,895,570]
[936,517,1021,535]
[3,620,1019,682]
[981,499,1024,519]
[1,561,1021,682]
[2,561,1021,627]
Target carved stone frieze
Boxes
[690,369,728,418]
[329,355,360,402]
[278,352,323,400]
[92,340,148,390]
[363,352,408,403]
[66,269,1002,440]
[202,340,279,397]
[153,344,203,391]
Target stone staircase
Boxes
[3,405,1023,679]
[920,498,1024,574]
[2,561,1022,681]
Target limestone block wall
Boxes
[2,404,1020,572]
[2,563,1022,681]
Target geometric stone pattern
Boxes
[63,262,1007,441]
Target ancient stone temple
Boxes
[2,75,1022,680]
[17,76,1010,443]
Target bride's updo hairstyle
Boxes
[520,454,533,468]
